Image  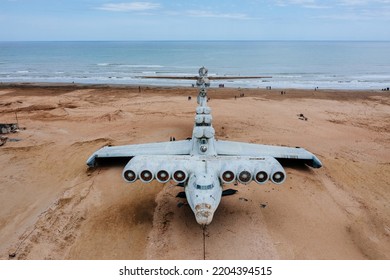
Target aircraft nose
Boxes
[194,203,214,225]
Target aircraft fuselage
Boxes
[87,67,322,226]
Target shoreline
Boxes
[1,81,388,92]
[0,82,388,104]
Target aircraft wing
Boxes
[86,140,192,167]
[215,140,322,168]
[141,76,271,80]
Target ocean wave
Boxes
[0,76,377,89]
[272,75,304,79]
[1,71,388,90]
[97,63,164,68]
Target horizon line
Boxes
[1,39,390,43]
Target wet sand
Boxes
[0,84,389,260]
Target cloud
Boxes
[317,6,390,20]
[338,0,369,6]
[186,10,252,20]
[338,0,390,5]
[275,0,330,9]
[97,2,161,12]
[275,0,390,8]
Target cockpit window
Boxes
[196,184,214,190]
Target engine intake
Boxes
[271,171,285,184]
[254,170,269,184]
[220,170,235,184]
[140,169,154,183]
[156,169,170,183]
[237,165,253,185]
[123,169,137,183]
[173,169,188,183]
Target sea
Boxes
[0,41,389,90]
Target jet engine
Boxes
[271,170,286,184]
[270,164,286,184]
[156,168,170,183]
[139,168,154,183]
[122,159,141,183]
[216,158,286,186]
[237,165,253,185]
[123,156,189,184]
[220,168,236,184]
[123,169,137,183]
[122,157,158,183]
[173,169,188,183]
[254,170,269,184]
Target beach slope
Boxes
[0,85,389,259]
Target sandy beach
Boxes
[0,84,389,260]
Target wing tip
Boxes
[86,154,97,167]
[308,156,323,168]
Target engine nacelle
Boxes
[123,156,190,185]
[156,167,171,183]
[271,170,286,184]
[220,168,236,184]
[237,165,253,185]
[270,164,286,184]
[139,168,154,183]
[173,169,188,183]
[123,169,137,183]
[123,159,141,183]
[122,157,157,184]
[254,170,269,184]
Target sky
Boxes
[1,0,390,41]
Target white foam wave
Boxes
[119,64,164,68]
[2,71,388,90]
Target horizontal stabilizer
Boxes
[140,76,272,80]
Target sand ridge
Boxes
[0,85,389,260]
